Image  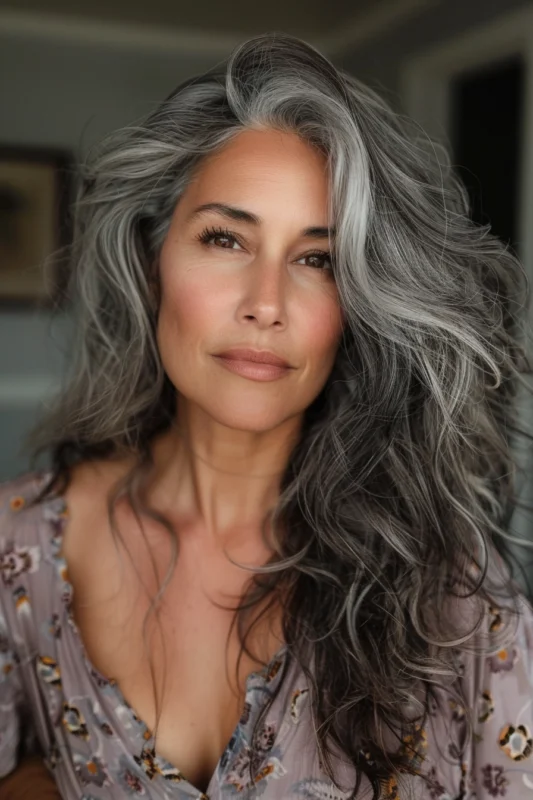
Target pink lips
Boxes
[213,348,293,382]
[215,348,292,368]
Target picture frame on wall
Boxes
[0,144,73,309]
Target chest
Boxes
[59,502,284,794]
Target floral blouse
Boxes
[1,470,533,799]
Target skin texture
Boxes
[148,127,344,554]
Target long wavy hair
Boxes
[22,31,533,799]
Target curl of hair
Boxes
[23,31,533,799]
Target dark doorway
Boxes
[449,53,525,256]
[450,54,533,588]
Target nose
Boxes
[238,258,288,330]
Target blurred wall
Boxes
[337,0,532,103]
[0,33,214,481]
[0,35,215,154]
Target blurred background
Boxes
[1,0,533,582]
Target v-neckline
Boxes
[39,470,289,798]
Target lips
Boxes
[215,348,292,368]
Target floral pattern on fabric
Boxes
[0,470,532,798]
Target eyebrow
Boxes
[187,202,336,240]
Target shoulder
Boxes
[56,457,135,544]
[420,589,533,797]
[0,469,47,505]
[0,471,58,658]
[0,470,63,609]
[0,470,52,551]
[463,594,533,795]
[0,458,130,567]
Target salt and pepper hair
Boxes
[25,32,533,799]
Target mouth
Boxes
[214,348,292,368]
[212,352,293,382]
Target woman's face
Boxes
[156,127,344,432]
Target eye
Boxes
[296,251,334,271]
[195,225,334,272]
[195,225,243,250]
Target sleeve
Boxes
[0,478,40,780]
[462,591,533,797]
[0,607,26,778]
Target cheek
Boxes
[304,297,344,370]
[158,268,224,343]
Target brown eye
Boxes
[214,234,233,248]
[196,225,334,273]
[297,251,334,271]
[196,225,243,250]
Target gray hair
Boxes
[25,31,533,799]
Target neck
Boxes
[143,397,302,552]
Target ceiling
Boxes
[0,0,413,41]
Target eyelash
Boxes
[195,225,334,272]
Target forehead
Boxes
[200,127,327,169]
[179,128,331,220]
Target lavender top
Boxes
[1,470,533,799]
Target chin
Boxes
[204,402,292,432]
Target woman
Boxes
[1,31,533,800]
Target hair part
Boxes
[24,31,533,799]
